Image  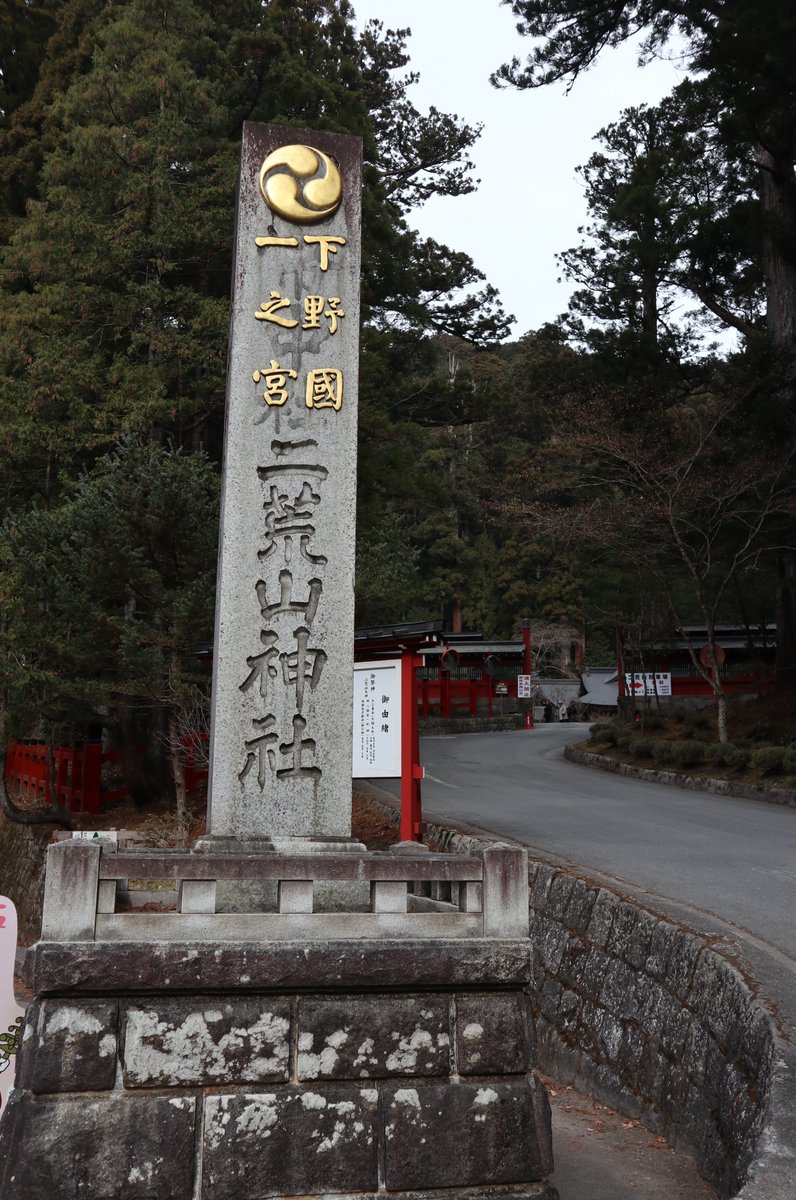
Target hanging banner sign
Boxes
[517,675,532,699]
[0,896,24,1123]
[352,658,401,778]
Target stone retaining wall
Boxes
[565,744,796,808]
[423,819,774,1199]
[420,715,524,736]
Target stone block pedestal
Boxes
[3,940,557,1200]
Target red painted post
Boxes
[400,650,424,842]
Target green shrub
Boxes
[591,725,618,746]
[643,712,665,731]
[632,737,654,759]
[747,722,773,744]
[670,740,705,768]
[615,730,634,752]
[707,742,750,772]
[751,746,786,775]
[782,749,796,776]
[652,741,674,765]
[684,710,711,732]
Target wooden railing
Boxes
[39,840,529,943]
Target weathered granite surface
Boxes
[4,941,557,1200]
[207,122,363,842]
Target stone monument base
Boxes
[4,940,557,1200]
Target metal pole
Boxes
[522,618,533,729]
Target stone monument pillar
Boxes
[0,124,558,1200]
[207,123,362,845]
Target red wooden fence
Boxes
[4,737,208,816]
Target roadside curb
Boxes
[564,744,796,809]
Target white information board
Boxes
[353,658,402,778]
[517,674,532,699]
[0,896,24,1123]
[624,672,672,697]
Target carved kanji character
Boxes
[277,713,321,779]
[280,626,327,710]
[239,714,278,789]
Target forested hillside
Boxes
[1,0,794,811]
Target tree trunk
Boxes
[167,710,188,843]
[758,144,796,692]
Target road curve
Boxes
[370,723,796,962]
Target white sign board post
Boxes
[352,659,401,778]
[0,896,24,1123]
[517,675,532,699]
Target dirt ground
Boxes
[546,1080,717,1200]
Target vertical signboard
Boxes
[207,124,362,841]
[0,897,24,1122]
[352,659,402,778]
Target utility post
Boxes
[522,617,533,729]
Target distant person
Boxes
[558,702,568,722]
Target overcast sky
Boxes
[353,0,687,340]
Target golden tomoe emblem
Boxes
[259,145,342,224]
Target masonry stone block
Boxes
[636,1041,667,1101]
[535,915,568,975]
[639,979,668,1040]
[456,992,532,1074]
[545,873,575,921]
[586,890,619,947]
[600,958,651,1023]
[660,1002,692,1063]
[0,1090,196,1200]
[383,1081,550,1190]
[558,988,580,1035]
[690,955,749,1055]
[591,1062,644,1122]
[682,1018,711,1086]
[539,979,563,1023]
[580,947,611,996]
[558,932,590,989]
[528,862,555,911]
[644,919,675,981]
[660,1065,690,1132]
[122,998,291,1087]
[703,1039,730,1109]
[202,1086,378,1200]
[607,902,656,969]
[736,1005,773,1083]
[701,1118,735,1197]
[20,999,118,1094]
[296,995,450,1080]
[594,1009,623,1067]
[573,1000,604,1060]
[617,1023,644,1086]
[562,879,595,932]
[667,930,702,1000]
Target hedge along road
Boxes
[368,723,796,962]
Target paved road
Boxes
[370,723,796,962]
